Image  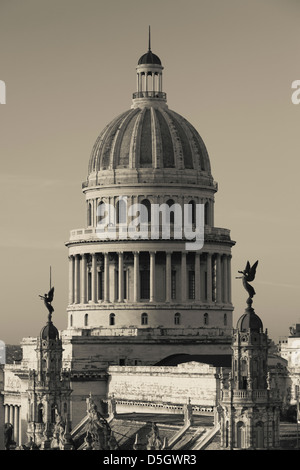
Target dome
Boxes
[88,107,211,175]
[40,321,59,340]
[236,308,263,333]
[138,50,161,65]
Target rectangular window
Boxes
[171,270,176,299]
[188,270,195,299]
[98,271,103,300]
[87,272,92,301]
[124,270,127,300]
[140,269,150,299]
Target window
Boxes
[97,201,105,225]
[140,269,150,299]
[174,312,181,325]
[88,202,92,226]
[87,272,92,301]
[204,201,209,225]
[70,314,73,327]
[188,200,196,225]
[109,313,115,326]
[188,271,195,299]
[204,312,209,325]
[224,313,227,326]
[116,198,127,224]
[141,313,148,325]
[140,199,151,223]
[98,271,103,300]
[84,313,88,327]
[166,199,175,224]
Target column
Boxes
[104,253,109,302]
[133,252,140,302]
[207,253,212,303]
[68,255,74,304]
[80,254,87,304]
[165,252,172,303]
[118,252,124,302]
[195,252,201,302]
[10,405,14,428]
[74,254,80,304]
[223,255,228,303]
[216,253,222,303]
[181,252,187,302]
[4,404,8,423]
[227,255,232,303]
[14,406,19,445]
[92,253,97,303]
[150,252,156,302]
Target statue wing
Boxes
[244,261,251,274]
[247,260,258,282]
[48,286,55,302]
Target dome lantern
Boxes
[133,27,166,108]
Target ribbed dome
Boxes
[88,107,211,175]
[40,321,59,340]
[138,50,161,65]
[236,308,263,333]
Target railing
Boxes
[222,389,280,400]
[132,91,167,99]
[68,225,231,242]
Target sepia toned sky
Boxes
[0,0,299,344]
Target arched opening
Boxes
[70,314,73,327]
[109,313,115,326]
[255,422,264,448]
[140,199,151,223]
[188,200,196,225]
[174,312,181,325]
[236,422,246,449]
[204,201,209,225]
[37,404,43,423]
[116,198,127,224]
[84,313,88,327]
[87,202,92,227]
[141,313,148,325]
[204,312,209,325]
[96,201,105,225]
[166,199,175,224]
[224,313,227,326]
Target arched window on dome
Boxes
[174,312,181,325]
[70,314,73,327]
[141,313,148,325]
[204,201,209,226]
[116,198,127,224]
[109,313,115,326]
[140,199,151,223]
[96,201,105,226]
[188,200,196,225]
[166,199,175,224]
[224,313,227,326]
[204,312,209,325]
[87,202,92,227]
[84,313,88,327]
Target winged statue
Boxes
[39,286,55,321]
[236,260,258,303]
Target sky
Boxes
[0,0,299,344]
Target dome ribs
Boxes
[110,109,139,169]
[129,107,145,169]
[155,109,175,169]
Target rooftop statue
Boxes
[39,286,54,322]
[236,260,259,306]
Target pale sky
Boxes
[0,0,299,344]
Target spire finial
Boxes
[148,25,151,51]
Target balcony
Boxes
[132,91,166,99]
[68,225,231,243]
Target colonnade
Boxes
[68,251,232,306]
[4,404,21,445]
